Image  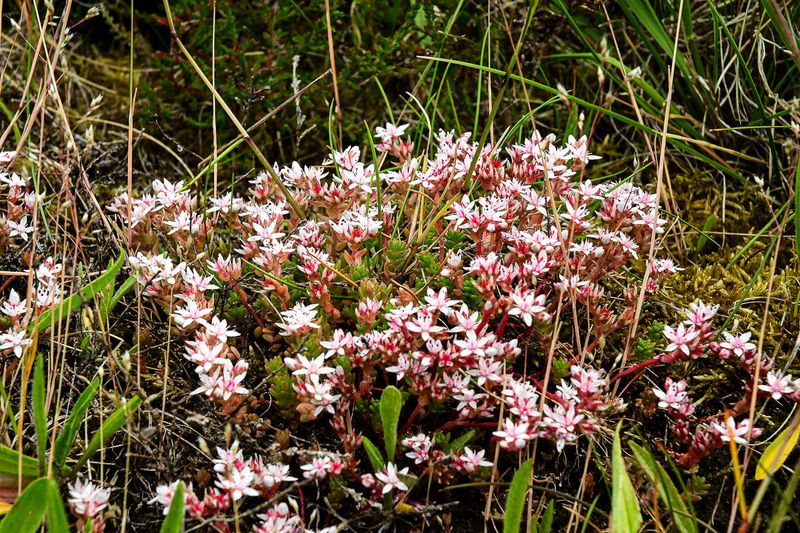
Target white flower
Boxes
[375,462,409,494]
[0,328,31,358]
[758,370,795,400]
[276,302,320,336]
[68,479,110,518]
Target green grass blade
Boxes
[33,353,47,475]
[504,459,533,533]
[74,394,141,472]
[53,378,100,473]
[769,453,800,531]
[630,441,697,533]
[0,444,39,477]
[160,481,185,533]
[612,424,642,533]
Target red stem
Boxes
[233,285,265,330]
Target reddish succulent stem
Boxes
[233,284,265,330]
[435,419,498,433]
[399,400,423,436]
[495,312,510,337]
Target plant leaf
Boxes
[33,353,47,475]
[99,274,137,324]
[630,441,696,533]
[362,436,385,471]
[444,429,476,455]
[538,499,554,533]
[612,424,642,533]
[756,415,800,481]
[0,477,48,533]
[379,386,403,462]
[160,481,185,533]
[53,378,100,472]
[503,458,532,533]
[74,394,141,471]
[30,249,125,334]
[45,479,70,533]
[0,444,39,477]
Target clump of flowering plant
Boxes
[109,122,794,528]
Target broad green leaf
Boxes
[53,378,100,472]
[160,481,185,533]
[30,249,125,334]
[379,386,403,462]
[0,444,39,477]
[503,459,532,533]
[33,353,47,474]
[630,441,696,533]
[75,394,141,471]
[0,477,48,532]
[361,436,385,471]
[444,429,476,454]
[45,479,69,533]
[612,425,642,533]
[756,416,800,481]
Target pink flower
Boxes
[454,447,493,473]
[758,370,795,400]
[508,289,548,327]
[652,377,690,411]
[277,302,320,336]
[720,331,756,358]
[711,418,760,445]
[494,419,531,450]
[68,479,110,519]
[375,463,409,494]
[663,323,700,356]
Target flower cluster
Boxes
[639,303,800,467]
[112,123,788,528]
[0,257,64,361]
[68,479,110,532]
[0,167,37,253]
[152,441,299,532]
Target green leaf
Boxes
[160,480,185,533]
[44,479,70,533]
[99,275,137,324]
[74,394,141,471]
[379,386,403,462]
[630,441,696,533]
[795,154,800,261]
[0,444,39,477]
[504,459,532,533]
[695,215,715,254]
[33,353,47,475]
[756,414,800,481]
[362,436,385,471]
[0,477,48,532]
[53,378,100,472]
[30,249,125,334]
[444,429,476,455]
[612,424,642,533]
[535,499,554,533]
